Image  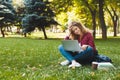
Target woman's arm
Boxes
[81,32,96,50]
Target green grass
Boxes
[0,37,120,80]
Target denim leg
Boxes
[58,45,74,62]
[73,46,94,63]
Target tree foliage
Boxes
[52,0,120,39]
[51,0,73,14]
[105,0,120,37]
[0,0,120,39]
[0,0,16,37]
[22,0,58,39]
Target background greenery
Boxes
[0,35,120,80]
[1,0,120,39]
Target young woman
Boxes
[58,21,97,68]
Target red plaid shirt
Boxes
[64,32,97,53]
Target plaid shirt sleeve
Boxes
[81,32,96,51]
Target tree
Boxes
[12,0,25,34]
[22,0,58,39]
[51,0,73,14]
[52,0,99,38]
[99,0,107,39]
[105,0,120,37]
[0,0,16,37]
[74,0,99,39]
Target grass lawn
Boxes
[0,34,120,80]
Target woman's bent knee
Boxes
[86,46,93,52]
[58,45,63,51]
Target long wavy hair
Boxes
[68,21,92,40]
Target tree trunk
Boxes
[41,26,47,39]
[112,11,118,37]
[106,6,118,37]
[91,11,96,39]
[111,6,118,37]
[83,0,97,39]
[113,20,117,36]
[118,16,119,33]
[24,33,27,37]
[99,0,107,39]
[0,27,5,37]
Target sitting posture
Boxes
[58,21,97,68]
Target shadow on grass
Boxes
[1,36,120,41]
[0,36,64,41]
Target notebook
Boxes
[61,40,83,52]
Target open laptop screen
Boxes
[61,40,83,52]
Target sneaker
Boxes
[68,62,81,68]
[60,60,70,66]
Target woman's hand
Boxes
[81,45,88,50]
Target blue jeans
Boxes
[58,45,95,64]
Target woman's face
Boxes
[71,26,82,35]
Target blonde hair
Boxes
[68,21,93,40]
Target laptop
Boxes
[61,40,83,52]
